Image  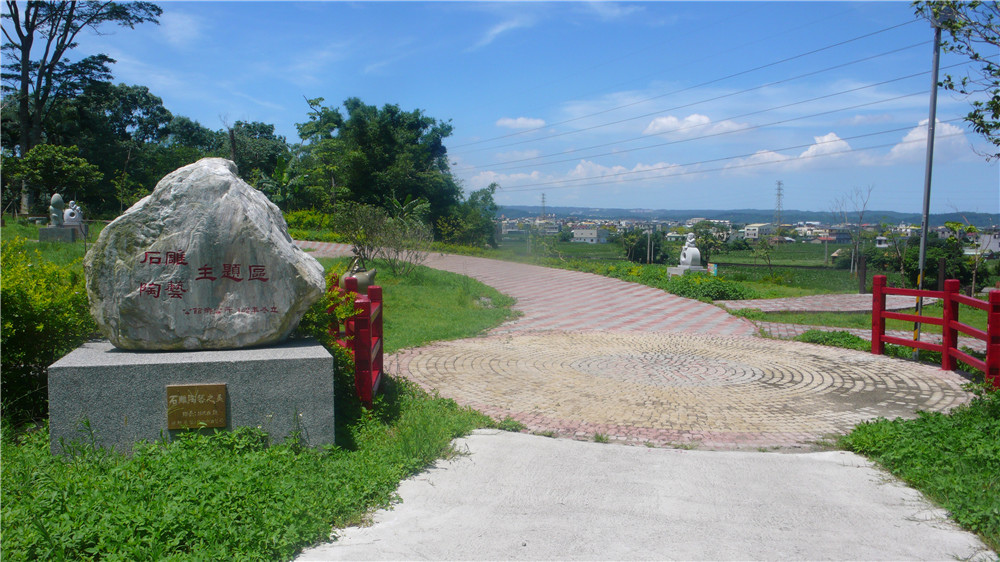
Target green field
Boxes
[0,234,517,560]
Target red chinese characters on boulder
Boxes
[138,253,270,300]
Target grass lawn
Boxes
[1,249,518,560]
[751,301,989,334]
[1,219,105,267]
[713,242,852,266]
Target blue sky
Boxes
[63,1,999,214]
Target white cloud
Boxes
[496,117,546,129]
[584,2,643,20]
[496,149,541,161]
[471,19,532,50]
[888,119,968,162]
[841,113,894,126]
[798,132,852,160]
[643,114,745,136]
[725,150,791,173]
[158,11,204,48]
[469,170,545,190]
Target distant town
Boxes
[496,206,1000,255]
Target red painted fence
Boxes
[872,275,999,388]
[329,277,384,406]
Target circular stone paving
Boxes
[389,331,973,450]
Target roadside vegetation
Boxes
[841,385,1000,553]
[0,225,516,560]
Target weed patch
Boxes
[840,387,1000,552]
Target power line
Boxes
[515,4,855,116]
[459,60,979,174]
[495,119,967,192]
[452,19,920,150]
[453,41,936,161]
[467,91,926,176]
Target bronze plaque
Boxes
[166,384,227,429]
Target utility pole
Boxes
[774,180,783,237]
[914,8,951,357]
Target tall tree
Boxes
[1,0,160,210]
[915,1,1000,160]
[297,97,462,227]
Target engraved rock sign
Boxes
[84,158,325,350]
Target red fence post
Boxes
[353,295,373,405]
[872,275,886,355]
[987,290,1000,389]
[941,279,959,371]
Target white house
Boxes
[743,223,774,240]
[572,228,609,244]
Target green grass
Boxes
[839,387,1000,552]
[1,252,518,560]
[756,301,989,335]
[1,218,105,267]
[713,242,851,266]
[316,257,519,353]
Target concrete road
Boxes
[298,430,993,561]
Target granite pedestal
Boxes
[48,339,334,454]
[39,225,83,242]
[667,265,707,277]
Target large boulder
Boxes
[84,158,326,350]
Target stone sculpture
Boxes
[84,158,326,350]
[63,200,83,225]
[679,233,702,267]
[49,193,65,227]
[668,233,707,277]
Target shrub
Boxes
[1,238,97,423]
[663,272,759,301]
[284,209,334,231]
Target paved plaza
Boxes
[296,241,990,560]
[297,241,976,449]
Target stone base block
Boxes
[667,266,707,277]
[39,226,81,242]
[48,339,334,454]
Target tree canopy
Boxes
[915,0,1000,160]
[296,97,463,227]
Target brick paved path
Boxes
[719,293,936,312]
[298,241,974,450]
[757,321,987,353]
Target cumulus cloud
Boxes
[888,119,968,161]
[725,150,791,173]
[643,114,745,136]
[798,132,852,160]
[496,117,546,129]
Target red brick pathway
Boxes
[298,241,975,450]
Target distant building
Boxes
[572,228,609,244]
[743,223,774,240]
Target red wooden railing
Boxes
[872,275,999,388]
[329,277,384,406]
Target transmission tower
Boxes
[540,193,546,219]
[774,180,784,232]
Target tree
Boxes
[6,143,102,213]
[296,97,462,228]
[224,120,288,181]
[830,185,874,275]
[1,0,161,211]
[915,1,1000,160]
[437,183,500,248]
